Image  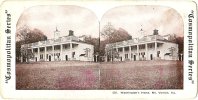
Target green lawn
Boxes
[16,61,183,90]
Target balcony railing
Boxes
[22,36,80,48]
[106,35,166,48]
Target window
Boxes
[56,53,60,56]
[141,52,145,58]
[40,54,43,59]
[125,54,128,59]
[131,46,136,51]
[46,54,48,59]
[131,53,133,58]
[118,48,122,52]
[35,49,38,53]
[84,48,90,57]
[148,44,153,48]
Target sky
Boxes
[101,5,183,38]
[17,6,99,39]
[16,5,183,39]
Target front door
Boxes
[134,55,136,61]
[150,54,153,60]
[65,55,68,61]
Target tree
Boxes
[82,35,101,62]
[101,22,116,41]
[168,34,184,54]
[166,34,183,61]
[168,46,177,59]
[16,25,47,63]
[105,44,119,62]
[83,35,100,54]
[101,22,132,62]
[175,36,184,54]
[101,22,132,43]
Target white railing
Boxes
[40,41,46,45]
[22,36,80,48]
[106,35,166,49]
[156,35,164,40]
[32,42,38,46]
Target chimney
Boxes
[153,29,159,35]
[69,30,74,36]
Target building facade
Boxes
[21,29,94,62]
[105,29,179,62]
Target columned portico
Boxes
[20,29,94,62]
[105,29,179,61]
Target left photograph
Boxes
[16,6,100,89]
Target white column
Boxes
[38,48,40,61]
[31,49,34,61]
[70,43,72,60]
[31,48,33,55]
[52,46,54,61]
[155,42,157,60]
[129,46,132,60]
[44,47,46,61]
[95,55,98,62]
[137,45,139,60]
[116,48,118,52]
[145,44,148,60]
[60,44,63,61]
[122,47,125,61]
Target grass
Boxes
[16,60,183,90]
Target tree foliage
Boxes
[175,36,184,54]
[101,23,132,61]
[16,26,47,62]
[83,35,100,55]
[17,26,47,44]
[101,22,132,43]
[82,23,132,62]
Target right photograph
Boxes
[99,5,183,89]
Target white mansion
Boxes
[105,29,179,62]
[21,28,94,62]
